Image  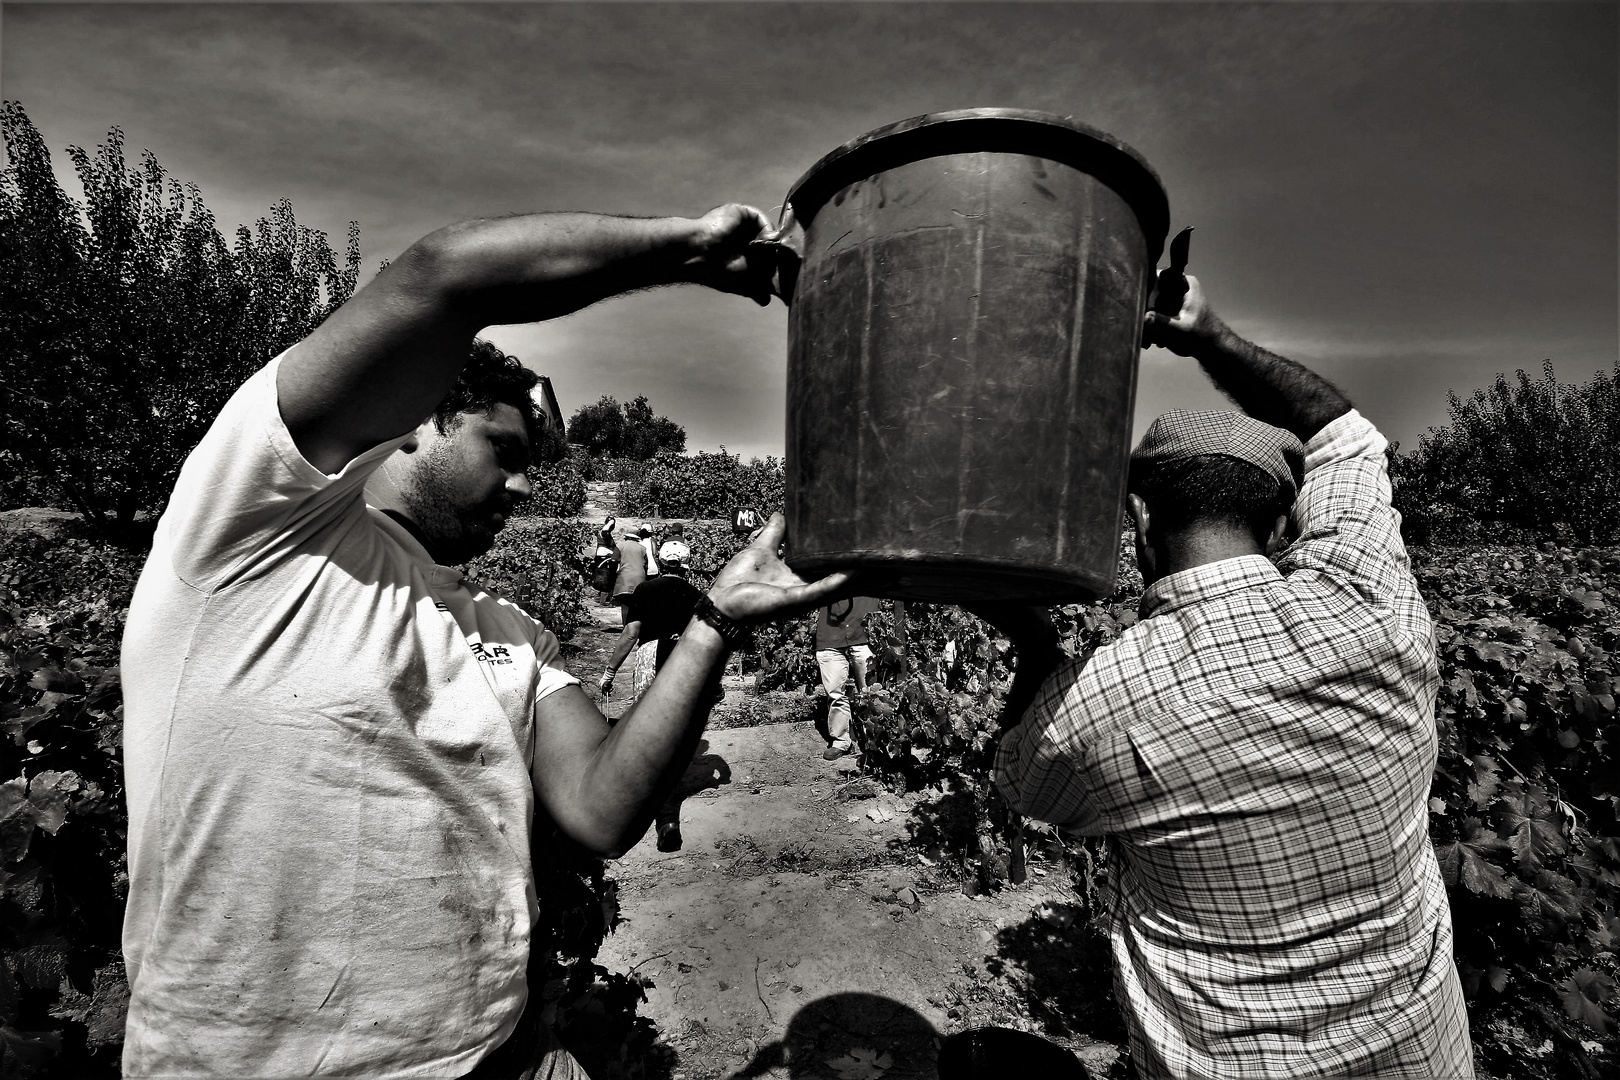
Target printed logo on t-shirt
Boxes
[470,642,514,666]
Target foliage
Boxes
[574,453,646,484]
[515,457,588,519]
[0,531,143,1077]
[462,519,597,641]
[750,615,820,694]
[1391,361,1620,546]
[1417,543,1619,1076]
[566,396,685,461]
[0,101,360,541]
[531,828,673,1080]
[531,418,573,468]
[616,451,784,520]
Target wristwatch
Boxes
[691,594,751,650]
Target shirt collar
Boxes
[1138,554,1281,620]
[373,507,465,587]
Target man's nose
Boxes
[507,471,533,502]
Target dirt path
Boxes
[581,480,620,524]
[557,538,1123,1080]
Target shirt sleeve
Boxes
[532,628,582,705]
[1276,409,1431,645]
[156,348,411,593]
[993,655,1106,833]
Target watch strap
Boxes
[691,594,751,649]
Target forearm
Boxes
[1191,318,1352,443]
[281,212,722,471]
[963,603,1063,729]
[605,624,641,675]
[564,622,729,855]
[425,212,712,327]
[999,639,1064,731]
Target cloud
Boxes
[5,1,1613,461]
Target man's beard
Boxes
[399,447,503,566]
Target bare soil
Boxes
[560,566,1123,1080]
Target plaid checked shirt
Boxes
[996,410,1474,1079]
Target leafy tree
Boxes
[1392,361,1619,545]
[0,101,360,541]
[616,449,783,519]
[565,394,685,460]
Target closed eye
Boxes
[492,435,531,473]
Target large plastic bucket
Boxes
[782,109,1169,602]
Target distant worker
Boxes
[588,516,619,597]
[609,523,656,620]
[814,597,905,761]
[597,544,715,851]
[599,536,697,702]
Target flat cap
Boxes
[1131,410,1305,502]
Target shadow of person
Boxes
[652,743,733,851]
[937,1026,1091,1079]
[731,992,939,1078]
[672,746,732,798]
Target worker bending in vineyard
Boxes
[119,205,851,1079]
[985,272,1473,1078]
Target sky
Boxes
[3,1,1615,461]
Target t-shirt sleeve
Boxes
[1276,409,1432,646]
[531,626,582,705]
[156,348,411,592]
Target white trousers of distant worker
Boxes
[817,644,872,752]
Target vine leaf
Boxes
[47,963,131,1050]
[1515,870,1584,935]
[1435,841,1513,898]
[1493,785,1566,870]
[0,1024,62,1075]
[1466,754,1501,808]
[1558,967,1615,1033]
[1435,819,1514,898]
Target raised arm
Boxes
[1144,274,1351,441]
[531,515,859,857]
[279,206,774,473]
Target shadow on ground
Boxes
[989,911,1125,1048]
[733,992,940,1078]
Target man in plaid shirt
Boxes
[989,274,1474,1078]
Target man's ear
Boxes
[1127,493,1157,583]
[1265,513,1290,555]
[1127,493,1152,544]
[399,417,442,455]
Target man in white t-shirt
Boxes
[120,205,848,1078]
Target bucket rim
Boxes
[783,107,1170,266]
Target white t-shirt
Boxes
[120,352,579,1078]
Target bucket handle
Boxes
[747,206,805,305]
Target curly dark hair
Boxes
[431,338,543,441]
[1128,453,1294,547]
